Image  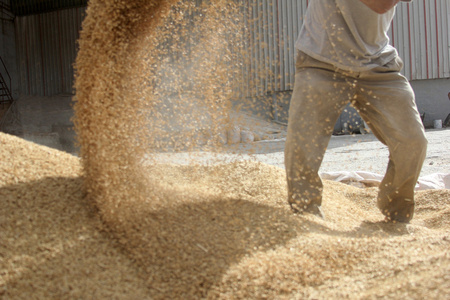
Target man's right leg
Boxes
[285,52,352,214]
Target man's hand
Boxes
[359,0,401,14]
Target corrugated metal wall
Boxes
[14,1,449,97]
[15,7,85,96]
[243,0,450,96]
[391,0,450,80]
[242,0,309,96]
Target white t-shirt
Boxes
[295,0,398,71]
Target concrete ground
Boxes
[209,111,448,178]
[152,123,449,180]
[229,128,450,178]
[322,129,450,177]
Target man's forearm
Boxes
[359,0,401,14]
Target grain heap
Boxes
[2,132,450,299]
[2,0,450,299]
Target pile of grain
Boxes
[1,132,449,299]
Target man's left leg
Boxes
[353,61,427,222]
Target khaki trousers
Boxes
[285,51,427,222]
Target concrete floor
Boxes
[321,129,450,177]
[236,128,450,177]
[151,128,450,180]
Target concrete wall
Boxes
[2,94,78,154]
[411,78,450,128]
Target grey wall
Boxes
[8,94,78,153]
[411,78,450,128]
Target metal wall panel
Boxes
[14,1,449,97]
[15,6,85,96]
[242,0,307,96]
[390,0,450,80]
[243,0,449,96]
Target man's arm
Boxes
[359,0,401,14]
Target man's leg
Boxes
[285,52,352,215]
[353,59,427,222]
